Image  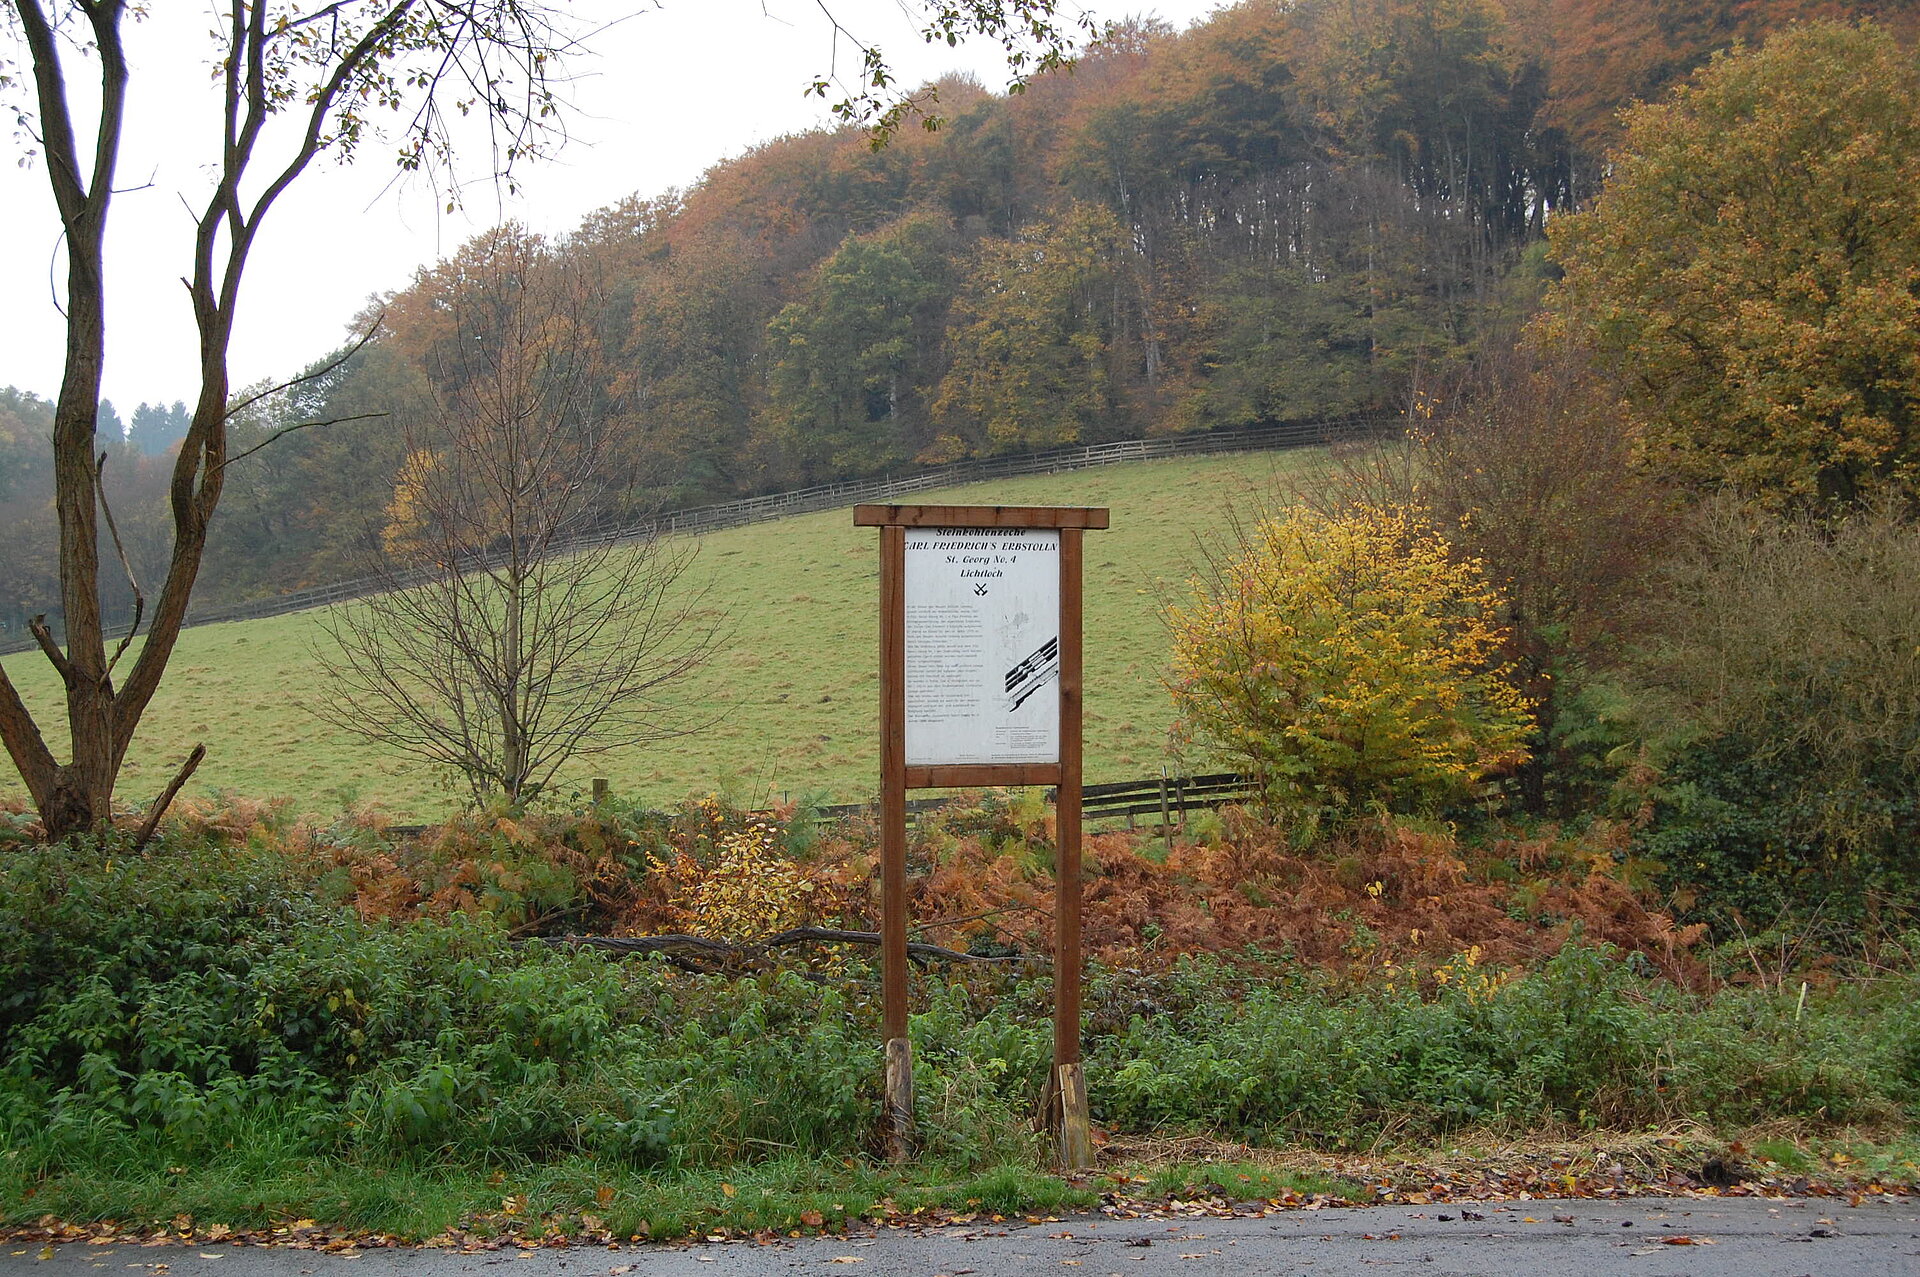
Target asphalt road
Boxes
[9,1197,1918,1277]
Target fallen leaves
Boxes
[1631,1235,1717,1253]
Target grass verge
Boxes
[0,1147,1103,1242]
[6,1132,1917,1245]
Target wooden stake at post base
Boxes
[857,504,1108,1171]
[884,1036,914,1164]
[1056,1061,1093,1170]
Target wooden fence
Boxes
[1076,772,1258,825]
[1,416,1379,656]
[381,772,1262,840]
[812,772,1260,826]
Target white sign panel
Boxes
[904,527,1061,766]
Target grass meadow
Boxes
[1,450,1315,819]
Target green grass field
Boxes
[2,451,1316,819]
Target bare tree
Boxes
[0,0,1087,839]
[313,227,723,805]
[1310,336,1679,812]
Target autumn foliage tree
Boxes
[1168,504,1533,824]
[764,213,955,479]
[1546,20,1920,512]
[934,202,1133,451]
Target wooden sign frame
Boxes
[855,503,1110,1169]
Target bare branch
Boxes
[27,615,71,684]
[212,412,390,477]
[131,743,206,853]
[104,595,142,680]
[311,230,727,804]
[93,450,144,676]
[0,664,59,809]
[547,927,1030,969]
[122,3,585,769]
[13,0,89,220]
[44,228,67,319]
[223,317,387,420]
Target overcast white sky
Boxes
[1,1,1222,414]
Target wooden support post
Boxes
[879,524,913,1161]
[1053,526,1088,1171]
[591,777,609,806]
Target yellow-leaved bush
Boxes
[650,817,817,942]
[1168,503,1533,821]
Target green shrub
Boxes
[1085,943,1917,1144]
[0,834,890,1168]
[3,834,1915,1186]
[0,834,325,1132]
[1628,501,1920,919]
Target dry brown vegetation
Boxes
[262,794,1709,986]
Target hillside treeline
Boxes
[1,0,1911,616]
[0,391,175,639]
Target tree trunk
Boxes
[0,0,131,839]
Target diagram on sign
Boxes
[1004,635,1059,712]
[903,527,1061,766]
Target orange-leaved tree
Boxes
[1545,20,1920,513]
[1168,503,1533,825]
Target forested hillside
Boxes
[3,0,1913,619]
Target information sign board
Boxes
[855,502,1107,1169]
[903,527,1060,766]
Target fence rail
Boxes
[380,772,1262,840]
[1077,772,1258,823]
[1,416,1377,656]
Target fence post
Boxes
[1159,768,1172,855]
